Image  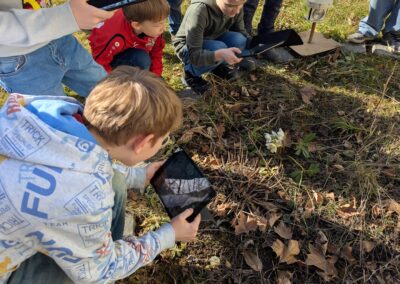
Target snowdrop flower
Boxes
[264,128,285,153]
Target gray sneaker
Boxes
[382,32,400,54]
[347,32,376,44]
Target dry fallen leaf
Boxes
[361,240,376,253]
[313,191,324,206]
[249,73,257,82]
[337,197,360,219]
[371,203,383,218]
[177,126,207,144]
[256,217,269,232]
[305,191,325,217]
[241,86,250,97]
[326,192,335,201]
[215,124,225,138]
[216,203,232,217]
[271,239,300,264]
[316,231,328,255]
[242,251,263,272]
[300,86,316,105]
[224,102,243,112]
[306,244,338,281]
[340,245,356,263]
[248,88,260,96]
[332,164,345,171]
[234,212,258,235]
[274,222,293,240]
[269,212,282,227]
[387,200,400,215]
[277,270,293,284]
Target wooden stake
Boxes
[308,22,317,43]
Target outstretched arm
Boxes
[0,0,113,47]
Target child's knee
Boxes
[132,49,152,70]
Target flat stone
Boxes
[342,42,366,54]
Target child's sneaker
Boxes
[211,64,241,80]
[382,32,400,54]
[347,32,376,43]
[182,71,210,95]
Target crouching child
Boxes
[0,66,200,283]
[173,0,256,94]
[89,0,169,76]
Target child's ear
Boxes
[131,21,141,30]
[129,134,155,154]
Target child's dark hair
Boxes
[123,0,170,22]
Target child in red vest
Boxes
[89,0,169,76]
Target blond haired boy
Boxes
[0,66,200,283]
[89,0,170,76]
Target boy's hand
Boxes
[214,48,243,65]
[69,0,114,30]
[171,209,201,242]
[145,161,165,186]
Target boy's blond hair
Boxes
[83,66,182,146]
[123,0,170,23]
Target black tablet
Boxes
[150,149,216,222]
[237,41,285,58]
[87,0,147,11]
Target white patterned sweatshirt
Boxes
[0,94,175,283]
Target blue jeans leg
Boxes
[0,44,65,96]
[359,0,398,36]
[61,35,107,97]
[167,0,183,35]
[383,0,400,33]
[0,35,106,97]
[183,41,227,77]
[183,31,248,77]
[110,48,151,71]
[243,0,282,34]
[7,253,73,284]
[217,31,248,50]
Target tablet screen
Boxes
[150,149,216,222]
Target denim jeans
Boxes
[167,0,183,35]
[183,31,248,77]
[0,35,106,97]
[7,172,127,284]
[359,0,400,36]
[110,48,151,71]
[243,0,283,35]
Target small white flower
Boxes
[264,128,286,153]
